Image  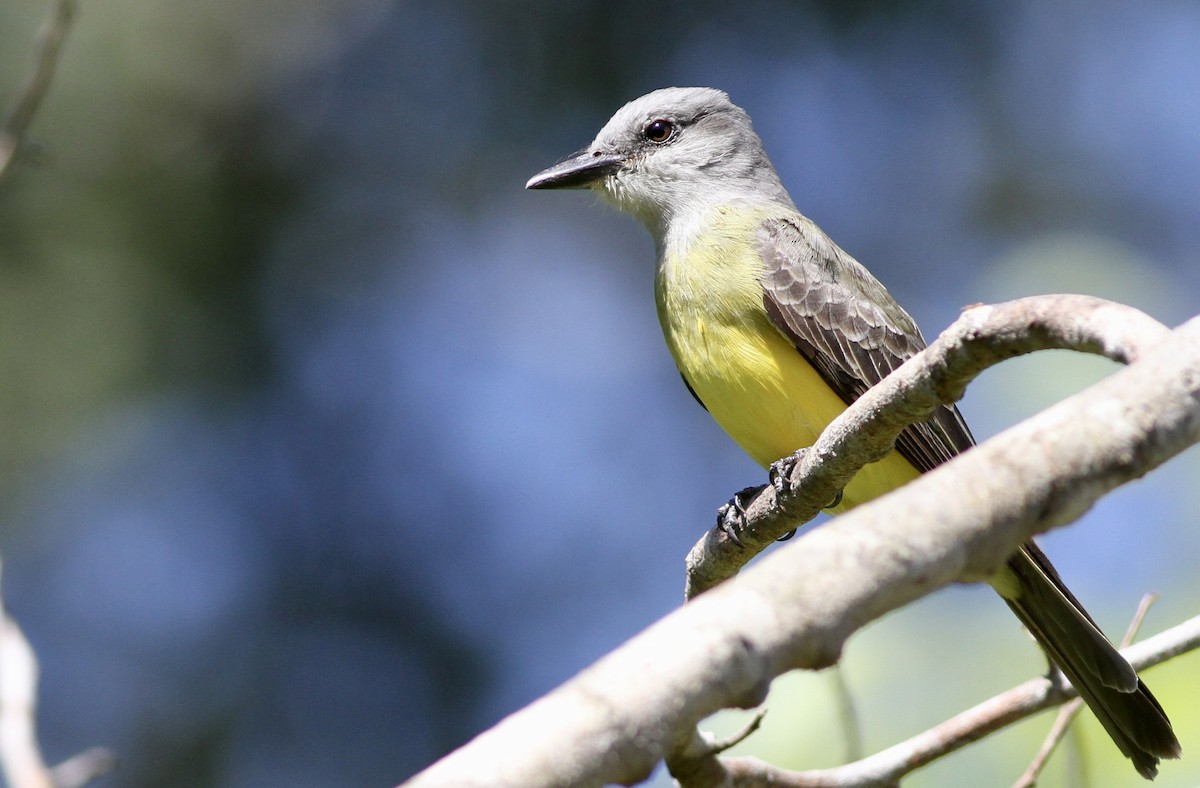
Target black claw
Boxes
[716,485,763,548]
[768,449,806,495]
[715,502,745,548]
[825,489,843,510]
[776,529,797,542]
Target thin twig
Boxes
[0,0,80,179]
[49,746,117,788]
[713,613,1200,787]
[0,553,112,788]
[0,558,53,788]
[704,709,769,755]
[831,666,863,764]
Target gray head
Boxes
[527,87,792,235]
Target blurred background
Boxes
[1,0,1198,785]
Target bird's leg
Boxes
[715,485,764,548]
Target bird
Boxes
[526,86,1180,779]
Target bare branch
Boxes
[705,709,769,755]
[49,747,116,788]
[705,614,1200,788]
[0,0,80,179]
[0,554,67,788]
[0,597,54,788]
[831,668,862,764]
[0,555,113,788]
[686,295,1172,599]
[400,309,1200,788]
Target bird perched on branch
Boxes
[528,86,1179,779]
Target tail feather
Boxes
[996,543,1180,780]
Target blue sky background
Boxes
[1,1,1198,786]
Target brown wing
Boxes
[756,214,973,471]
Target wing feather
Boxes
[756,215,973,472]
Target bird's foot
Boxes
[768,452,802,495]
[716,485,764,548]
[770,449,843,517]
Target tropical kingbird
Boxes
[527,87,1179,778]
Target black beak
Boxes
[526,150,624,190]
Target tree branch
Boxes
[700,610,1200,788]
[0,0,80,179]
[686,295,1172,599]
[0,581,53,788]
[400,306,1200,788]
[0,562,113,788]
[0,6,111,779]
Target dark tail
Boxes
[1000,542,1180,779]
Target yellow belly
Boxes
[655,206,919,510]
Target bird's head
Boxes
[526,87,789,237]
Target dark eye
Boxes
[643,118,675,144]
